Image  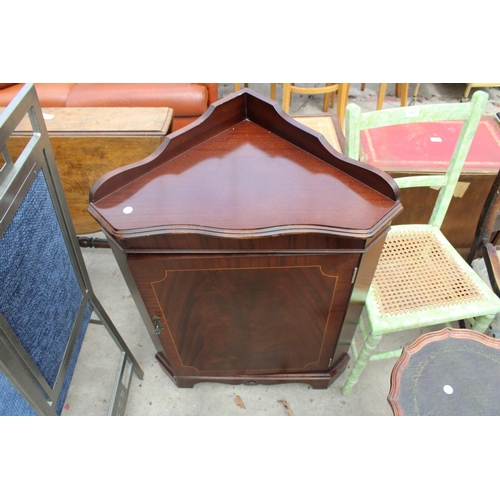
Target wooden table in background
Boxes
[297,115,500,254]
[6,107,173,234]
[359,118,500,253]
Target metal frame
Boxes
[0,84,144,415]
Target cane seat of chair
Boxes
[341,89,500,395]
[368,226,499,334]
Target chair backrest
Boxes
[0,84,143,416]
[281,83,349,126]
[345,90,488,229]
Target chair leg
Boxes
[322,83,336,112]
[463,83,473,101]
[471,314,495,334]
[270,83,277,100]
[337,83,349,129]
[399,83,409,107]
[377,83,387,110]
[282,83,292,113]
[323,92,333,113]
[409,83,421,105]
[342,330,382,396]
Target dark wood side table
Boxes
[88,88,402,389]
[5,106,173,234]
[388,327,500,416]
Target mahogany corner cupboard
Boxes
[88,89,402,389]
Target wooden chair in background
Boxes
[281,83,349,127]
[359,83,412,109]
[463,83,500,101]
[234,83,350,127]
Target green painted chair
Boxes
[341,90,500,396]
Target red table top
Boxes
[360,117,500,174]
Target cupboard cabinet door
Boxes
[128,253,359,378]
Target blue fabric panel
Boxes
[0,302,92,416]
[54,302,92,415]
[0,170,89,397]
[0,371,38,416]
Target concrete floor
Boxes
[63,83,500,416]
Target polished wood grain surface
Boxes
[129,253,359,378]
[6,107,173,234]
[90,90,401,237]
[6,106,173,135]
[107,232,372,252]
[90,89,402,389]
[244,91,400,201]
[92,120,398,238]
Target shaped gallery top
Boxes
[89,89,402,247]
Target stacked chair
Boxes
[0,84,143,415]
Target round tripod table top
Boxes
[388,327,500,416]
